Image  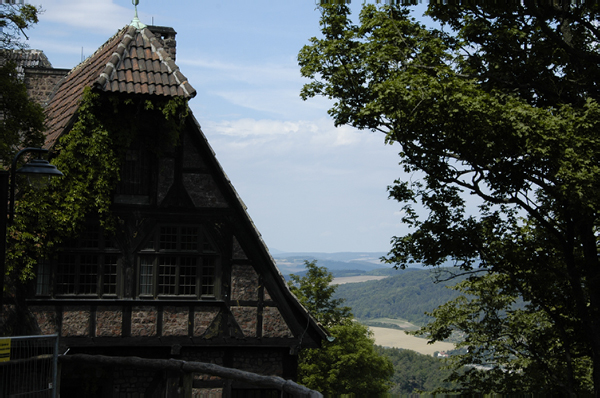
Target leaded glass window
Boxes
[138,225,219,298]
[38,225,121,297]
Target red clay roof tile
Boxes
[43,25,196,148]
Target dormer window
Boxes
[115,147,153,205]
[137,225,220,299]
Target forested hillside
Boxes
[334,268,465,326]
[376,346,456,394]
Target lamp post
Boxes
[0,148,63,309]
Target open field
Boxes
[332,275,388,284]
[369,326,455,356]
[366,317,420,331]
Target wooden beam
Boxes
[60,354,323,398]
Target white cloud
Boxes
[309,123,362,147]
[179,57,300,87]
[205,118,365,153]
[38,0,129,33]
[181,54,327,119]
[208,119,300,137]
[208,89,299,117]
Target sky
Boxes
[20,0,433,254]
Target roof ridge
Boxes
[94,25,137,91]
[43,24,196,149]
[67,26,129,79]
[141,27,195,98]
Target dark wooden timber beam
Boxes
[60,353,323,398]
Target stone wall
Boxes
[29,301,294,341]
[230,265,259,301]
[230,306,257,337]
[162,306,188,336]
[183,173,227,207]
[24,68,68,106]
[96,307,122,337]
[157,157,175,204]
[29,306,58,335]
[131,306,157,337]
[232,349,284,376]
[183,131,207,169]
[193,307,220,337]
[148,26,177,61]
[61,306,90,337]
[232,237,247,260]
[192,388,222,398]
[262,307,293,338]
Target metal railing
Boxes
[0,334,58,398]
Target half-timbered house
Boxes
[16,20,326,398]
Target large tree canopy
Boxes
[299,3,600,395]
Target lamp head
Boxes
[16,158,64,189]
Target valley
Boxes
[369,326,455,356]
[332,275,388,284]
[276,251,460,393]
[275,251,461,356]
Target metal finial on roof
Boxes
[130,0,147,29]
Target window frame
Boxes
[136,225,220,300]
[114,146,155,205]
[37,225,121,298]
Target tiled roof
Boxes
[0,49,53,69]
[0,49,53,80]
[44,25,196,148]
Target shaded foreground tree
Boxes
[288,260,393,395]
[299,3,600,396]
[1,2,40,50]
[0,2,45,166]
[0,61,45,166]
[0,3,45,325]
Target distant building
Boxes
[8,19,326,397]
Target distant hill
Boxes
[273,252,468,326]
[271,251,387,263]
[272,251,397,275]
[333,268,467,326]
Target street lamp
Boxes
[1,148,63,308]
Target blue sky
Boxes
[22,0,432,254]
